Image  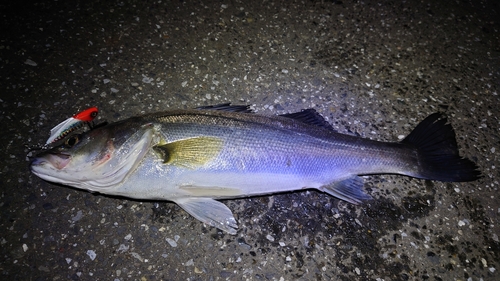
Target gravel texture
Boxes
[1,0,499,280]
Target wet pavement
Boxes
[1,0,499,280]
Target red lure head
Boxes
[73,107,98,122]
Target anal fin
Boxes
[320,176,372,204]
[175,197,238,235]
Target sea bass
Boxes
[30,105,480,234]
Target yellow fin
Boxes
[153,137,223,168]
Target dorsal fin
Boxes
[280,109,335,131]
[196,104,335,131]
[195,103,252,113]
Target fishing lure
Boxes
[45,107,98,144]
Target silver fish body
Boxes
[30,106,480,234]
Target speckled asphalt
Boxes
[1,0,499,280]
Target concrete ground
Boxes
[1,0,499,280]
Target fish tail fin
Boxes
[402,113,481,182]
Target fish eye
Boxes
[65,134,82,148]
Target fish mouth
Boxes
[31,153,72,170]
[30,152,78,187]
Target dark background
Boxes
[1,0,499,280]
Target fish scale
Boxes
[149,110,406,176]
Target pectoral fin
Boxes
[153,137,223,169]
[175,197,238,235]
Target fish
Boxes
[45,107,98,145]
[30,104,481,234]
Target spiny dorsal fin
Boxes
[153,137,223,169]
[196,103,252,113]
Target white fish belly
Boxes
[173,171,325,199]
[112,152,334,201]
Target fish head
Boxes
[30,120,154,191]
